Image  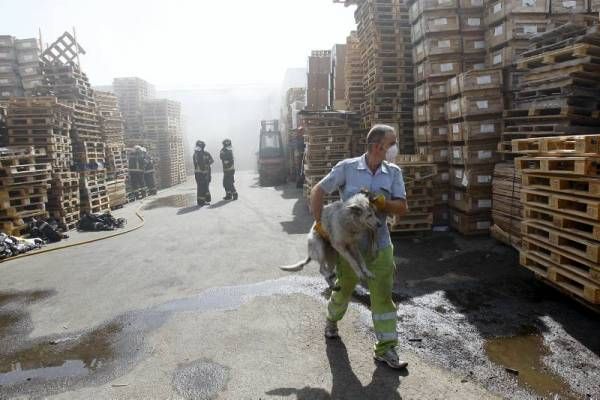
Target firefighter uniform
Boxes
[220,139,238,200]
[193,141,214,205]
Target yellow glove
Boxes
[371,195,386,212]
[314,221,329,240]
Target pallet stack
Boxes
[491,161,522,248]
[306,50,331,111]
[0,36,48,100]
[300,110,354,203]
[446,68,504,235]
[500,23,600,155]
[0,102,6,146]
[330,44,347,110]
[344,31,364,113]
[515,134,600,309]
[356,0,415,153]
[142,99,186,189]
[0,147,51,235]
[95,90,128,208]
[5,97,80,230]
[485,0,551,69]
[390,154,436,232]
[113,77,155,145]
[41,32,112,215]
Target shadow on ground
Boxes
[275,182,312,235]
[266,339,405,399]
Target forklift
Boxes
[258,120,287,186]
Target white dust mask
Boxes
[385,144,398,163]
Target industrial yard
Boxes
[1,0,600,399]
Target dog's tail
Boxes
[280,257,311,272]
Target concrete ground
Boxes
[0,171,598,400]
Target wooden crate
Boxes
[484,0,550,26]
[450,119,502,143]
[451,142,500,165]
[451,165,495,188]
[450,208,492,234]
[448,69,504,97]
[486,15,550,50]
[414,57,462,82]
[450,187,493,213]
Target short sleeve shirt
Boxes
[318,154,406,250]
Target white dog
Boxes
[280,192,381,288]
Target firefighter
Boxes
[220,139,238,200]
[193,140,214,206]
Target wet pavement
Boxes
[0,172,598,399]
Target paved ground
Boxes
[0,171,599,399]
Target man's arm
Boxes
[381,198,408,216]
[310,160,346,222]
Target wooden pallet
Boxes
[522,188,600,221]
[522,174,600,198]
[522,220,600,263]
[517,43,600,70]
[516,156,600,176]
[523,205,600,241]
[522,236,600,282]
[511,134,600,155]
[520,250,600,304]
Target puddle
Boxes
[484,326,576,400]
[144,194,196,210]
[172,360,229,400]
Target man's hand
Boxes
[314,221,329,240]
[370,194,386,212]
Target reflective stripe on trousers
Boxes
[327,245,398,356]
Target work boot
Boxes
[374,346,408,370]
[223,192,232,200]
[197,200,206,207]
[324,319,339,339]
[232,192,238,200]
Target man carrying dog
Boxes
[310,124,408,370]
[193,140,214,206]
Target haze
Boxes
[2,0,355,169]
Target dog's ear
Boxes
[347,204,363,215]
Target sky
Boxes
[2,0,356,90]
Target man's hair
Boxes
[366,124,396,151]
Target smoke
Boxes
[159,84,280,172]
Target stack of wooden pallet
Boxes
[344,31,364,113]
[44,63,110,215]
[0,102,6,146]
[390,154,436,233]
[485,0,551,69]
[5,97,79,230]
[515,134,600,310]
[491,161,522,248]
[142,99,186,189]
[0,147,51,235]
[307,50,331,111]
[356,0,415,153]
[300,110,353,204]
[500,24,600,156]
[95,90,128,208]
[446,68,504,235]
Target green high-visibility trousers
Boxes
[327,245,398,356]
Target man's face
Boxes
[374,133,397,158]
